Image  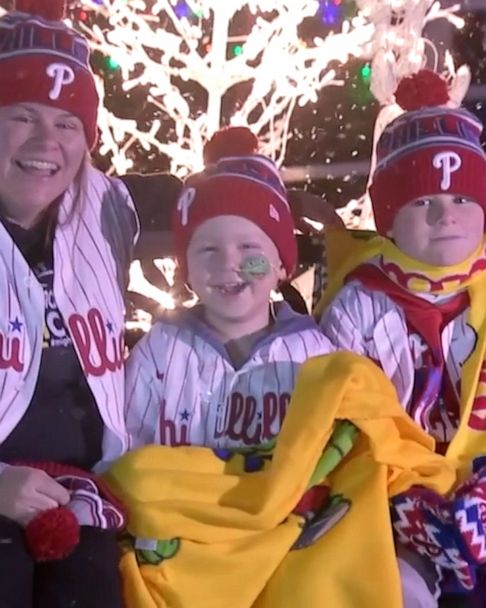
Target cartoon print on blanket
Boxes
[123,419,359,566]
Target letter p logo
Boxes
[433,151,462,191]
[46,63,75,101]
[177,188,196,226]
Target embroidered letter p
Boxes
[177,187,196,226]
[433,151,462,191]
[46,63,75,101]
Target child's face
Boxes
[389,193,484,266]
[187,215,287,330]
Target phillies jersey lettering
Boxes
[35,262,123,376]
[159,391,291,447]
[0,327,23,372]
[213,391,291,444]
[68,309,124,377]
[159,399,190,446]
[125,304,334,450]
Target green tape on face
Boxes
[239,255,271,281]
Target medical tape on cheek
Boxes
[238,254,273,282]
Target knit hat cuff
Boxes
[173,177,297,277]
[0,55,98,149]
[370,146,486,235]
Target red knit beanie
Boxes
[172,127,297,278]
[0,0,99,149]
[369,70,486,235]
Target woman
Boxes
[0,1,138,606]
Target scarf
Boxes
[348,263,468,453]
[379,238,486,296]
[347,237,486,477]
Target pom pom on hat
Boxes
[203,126,259,165]
[15,0,66,21]
[395,69,450,111]
[25,507,80,562]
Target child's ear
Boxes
[276,263,287,282]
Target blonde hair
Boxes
[43,149,91,247]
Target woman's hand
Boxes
[0,466,70,525]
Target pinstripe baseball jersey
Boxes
[0,165,138,471]
[125,302,334,449]
[320,280,475,445]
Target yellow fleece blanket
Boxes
[106,352,455,608]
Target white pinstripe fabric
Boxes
[320,280,474,443]
[125,307,334,449]
[0,166,138,470]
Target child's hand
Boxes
[0,466,70,525]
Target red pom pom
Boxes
[203,126,259,165]
[25,507,80,562]
[395,70,450,111]
[14,0,66,21]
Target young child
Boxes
[125,129,333,450]
[320,70,486,606]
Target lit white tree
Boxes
[79,0,376,178]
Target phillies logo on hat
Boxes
[46,62,75,100]
[432,151,462,191]
[177,187,196,226]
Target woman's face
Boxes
[0,103,87,227]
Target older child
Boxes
[320,70,486,606]
[125,131,333,449]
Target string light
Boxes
[105,56,120,70]
[360,63,371,82]
[320,0,342,25]
[174,1,190,19]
